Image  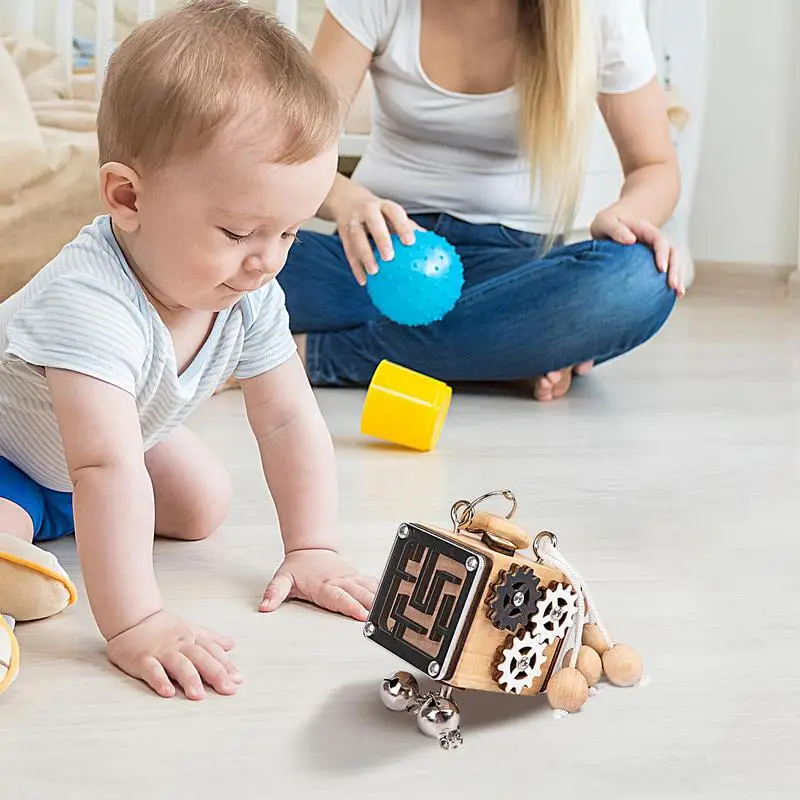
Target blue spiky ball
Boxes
[366,230,464,327]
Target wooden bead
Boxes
[562,645,603,687]
[601,644,643,687]
[582,623,610,655]
[546,667,589,713]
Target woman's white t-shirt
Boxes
[326,0,657,233]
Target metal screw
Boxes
[363,622,375,638]
[519,656,530,671]
[513,590,525,607]
[398,524,410,539]
[465,556,478,572]
[428,661,440,677]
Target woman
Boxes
[278,0,683,401]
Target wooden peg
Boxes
[463,510,531,551]
[664,86,690,130]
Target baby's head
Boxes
[97,0,341,311]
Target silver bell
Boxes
[379,671,420,712]
[415,694,461,747]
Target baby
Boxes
[0,0,375,700]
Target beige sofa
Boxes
[0,34,102,302]
[0,2,370,303]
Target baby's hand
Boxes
[105,610,242,700]
[259,549,377,621]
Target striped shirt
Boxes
[0,215,295,492]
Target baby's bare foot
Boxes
[532,361,593,402]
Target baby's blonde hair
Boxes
[97,0,342,172]
[516,0,597,240]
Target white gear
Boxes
[528,582,579,644]
[495,631,549,694]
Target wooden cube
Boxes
[365,519,579,697]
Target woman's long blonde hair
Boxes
[516,0,597,240]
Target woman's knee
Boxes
[590,240,676,327]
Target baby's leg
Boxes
[0,459,77,629]
[0,499,34,544]
[145,427,233,541]
[0,458,43,543]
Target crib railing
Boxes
[1,1,366,154]
[1,1,299,98]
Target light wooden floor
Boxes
[3,276,799,799]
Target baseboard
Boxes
[692,260,799,302]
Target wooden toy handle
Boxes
[463,510,531,551]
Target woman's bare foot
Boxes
[213,376,240,394]
[213,334,307,395]
[532,361,593,402]
[293,333,307,368]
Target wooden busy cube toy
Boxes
[363,490,643,750]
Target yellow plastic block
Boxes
[360,360,452,451]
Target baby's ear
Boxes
[99,162,141,232]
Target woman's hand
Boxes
[331,184,420,286]
[591,206,686,298]
[259,548,377,621]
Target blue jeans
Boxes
[279,213,676,386]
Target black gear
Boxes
[486,564,543,631]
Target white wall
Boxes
[3,0,796,267]
[690,0,799,267]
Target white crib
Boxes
[0,0,299,99]
[2,0,707,268]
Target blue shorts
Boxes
[0,458,74,542]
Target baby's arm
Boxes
[240,354,376,619]
[48,367,161,637]
[241,354,337,552]
[47,368,240,699]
